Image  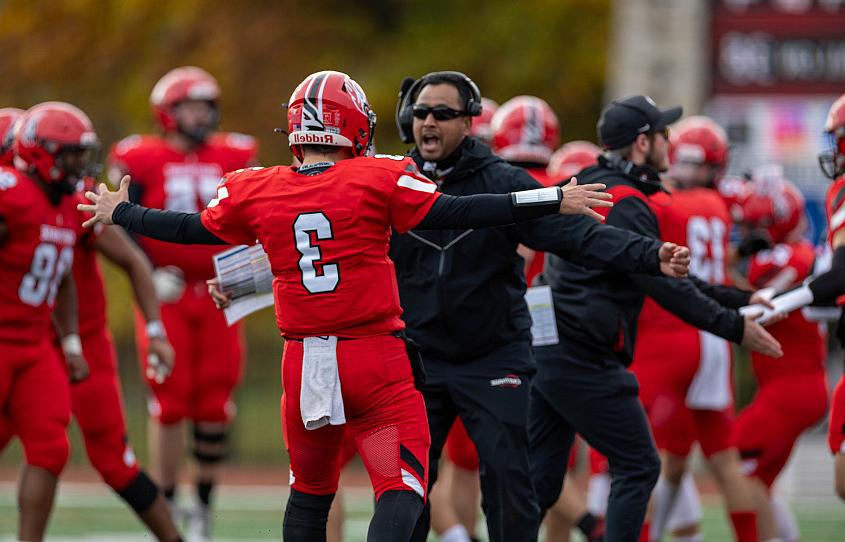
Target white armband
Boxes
[61,334,82,356]
[739,285,814,324]
[511,187,562,206]
[145,320,167,339]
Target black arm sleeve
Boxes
[688,276,752,309]
[112,202,228,245]
[416,191,560,229]
[630,274,745,343]
[809,246,845,304]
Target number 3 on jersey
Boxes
[687,216,727,283]
[294,212,339,294]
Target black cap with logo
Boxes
[597,95,683,150]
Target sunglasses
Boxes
[412,104,466,121]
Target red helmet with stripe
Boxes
[470,97,499,143]
[547,141,601,180]
[287,70,376,162]
[741,164,805,244]
[0,107,24,166]
[669,116,729,171]
[14,102,100,188]
[490,96,560,165]
[150,66,220,134]
[819,93,845,180]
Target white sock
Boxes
[771,493,800,542]
[587,472,611,517]
[761,538,784,542]
[441,524,471,542]
[650,476,681,541]
[673,534,704,542]
[668,472,703,531]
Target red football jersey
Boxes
[0,167,82,343]
[108,132,257,280]
[523,167,559,285]
[747,240,825,383]
[71,191,107,337]
[637,187,732,341]
[200,155,441,338]
[826,176,845,245]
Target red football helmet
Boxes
[14,102,100,188]
[0,107,24,166]
[150,66,221,134]
[470,97,499,143]
[490,96,560,165]
[287,70,376,162]
[820,93,845,180]
[547,141,601,180]
[741,165,805,244]
[669,116,729,171]
[716,174,751,223]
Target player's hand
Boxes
[65,352,90,382]
[559,177,613,221]
[749,287,776,309]
[741,312,783,358]
[146,337,174,384]
[658,242,690,278]
[207,278,233,310]
[77,175,131,228]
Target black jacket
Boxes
[389,138,666,362]
[544,157,748,367]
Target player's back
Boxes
[201,155,439,339]
[0,167,80,343]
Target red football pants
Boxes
[136,282,244,424]
[69,328,141,491]
[0,339,71,476]
[830,377,845,455]
[281,335,430,500]
[735,374,828,487]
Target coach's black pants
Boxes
[411,339,540,542]
[528,340,660,542]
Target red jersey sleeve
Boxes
[827,177,845,241]
[747,242,813,290]
[386,159,441,233]
[200,172,256,245]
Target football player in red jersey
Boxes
[633,116,764,542]
[490,95,561,286]
[816,93,845,502]
[106,66,258,538]
[81,70,692,542]
[732,170,828,541]
[0,107,24,167]
[0,102,92,542]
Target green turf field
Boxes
[0,481,842,541]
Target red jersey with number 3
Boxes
[200,156,441,338]
[0,167,81,343]
[638,187,732,335]
[108,133,257,280]
[746,241,824,384]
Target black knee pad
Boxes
[117,470,160,514]
[369,490,424,542]
[283,489,334,541]
[192,425,227,464]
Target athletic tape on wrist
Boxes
[511,186,562,206]
[61,334,82,356]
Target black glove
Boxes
[736,230,772,258]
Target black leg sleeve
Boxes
[368,490,424,542]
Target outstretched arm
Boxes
[78,176,227,245]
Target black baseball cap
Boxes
[597,95,683,150]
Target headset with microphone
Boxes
[395,71,483,144]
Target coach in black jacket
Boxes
[392,73,688,542]
[527,95,783,542]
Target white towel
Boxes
[300,336,346,430]
[686,331,732,410]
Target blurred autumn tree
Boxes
[0,0,611,464]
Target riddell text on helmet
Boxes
[291,132,336,145]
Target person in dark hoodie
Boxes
[527,96,784,542]
[391,72,690,542]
